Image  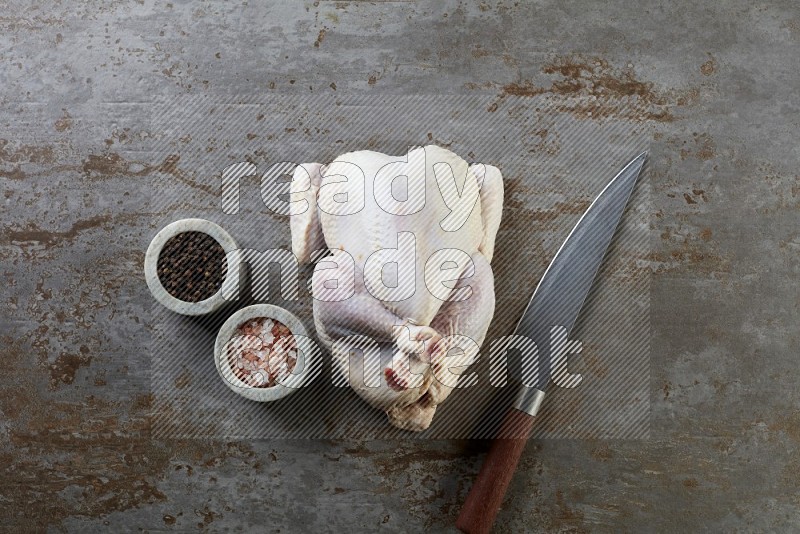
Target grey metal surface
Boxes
[1,1,799,532]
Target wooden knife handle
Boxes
[456,408,536,534]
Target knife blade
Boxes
[456,151,647,534]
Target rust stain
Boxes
[647,247,731,276]
[49,349,92,388]
[683,478,699,488]
[527,128,561,156]
[157,154,218,195]
[366,448,460,482]
[54,111,72,132]
[35,278,52,300]
[471,46,491,58]
[557,199,591,214]
[502,81,545,97]
[0,166,26,180]
[81,153,216,196]
[195,505,219,527]
[174,370,192,389]
[767,411,800,443]
[133,393,153,411]
[554,489,586,528]
[682,187,709,205]
[94,371,107,387]
[360,445,474,527]
[584,350,609,380]
[492,55,695,122]
[680,133,715,161]
[694,134,715,160]
[2,213,112,247]
[0,139,56,164]
[82,153,149,177]
[700,55,716,76]
[541,56,656,100]
[591,444,613,462]
[314,28,327,47]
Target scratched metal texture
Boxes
[1,1,798,532]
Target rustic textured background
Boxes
[1,1,798,532]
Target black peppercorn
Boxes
[156,231,227,302]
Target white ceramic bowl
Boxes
[214,304,317,402]
[144,218,238,316]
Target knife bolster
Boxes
[513,387,546,416]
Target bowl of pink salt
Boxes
[214,304,316,402]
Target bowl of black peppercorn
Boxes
[144,218,239,315]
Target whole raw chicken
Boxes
[290,145,504,431]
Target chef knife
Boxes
[456,151,648,534]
